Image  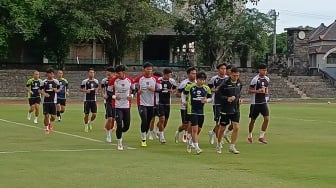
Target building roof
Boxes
[310,21,336,42]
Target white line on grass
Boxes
[0,118,136,150]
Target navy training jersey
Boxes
[40,79,60,103]
[26,78,42,98]
[184,83,212,115]
[81,78,99,101]
[249,75,270,104]
[57,78,69,99]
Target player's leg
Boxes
[49,103,57,131]
[83,102,90,132]
[217,114,229,154]
[105,103,113,143]
[56,99,61,121]
[157,105,166,143]
[229,113,240,154]
[189,114,201,154]
[33,99,40,124]
[195,115,204,154]
[115,108,123,149]
[248,104,258,143]
[88,101,97,130]
[59,99,66,121]
[148,107,156,140]
[258,104,270,144]
[43,103,50,134]
[27,98,34,120]
[138,105,148,146]
[208,105,218,144]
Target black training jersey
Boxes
[40,79,60,103]
[216,78,243,114]
[249,75,270,104]
[158,77,177,105]
[81,78,99,101]
[208,75,228,105]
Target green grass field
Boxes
[0,101,335,188]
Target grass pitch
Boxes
[0,101,335,188]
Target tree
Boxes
[78,0,172,66]
[0,0,43,58]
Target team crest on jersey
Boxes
[197,90,201,95]
[121,83,125,87]
[163,84,167,88]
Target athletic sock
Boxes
[117,139,122,145]
[45,126,49,130]
[106,129,111,137]
[260,131,265,138]
[141,132,147,141]
[248,132,253,138]
[193,142,200,150]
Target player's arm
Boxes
[217,84,229,102]
[39,84,49,97]
[208,77,215,92]
[181,84,190,104]
[101,80,107,97]
[176,81,185,98]
[80,80,90,93]
[65,81,70,96]
[25,79,33,94]
[248,78,264,94]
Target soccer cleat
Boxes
[247,137,253,144]
[106,135,112,143]
[229,146,240,154]
[57,116,61,122]
[160,138,166,144]
[258,137,268,144]
[141,141,147,147]
[216,146,222,154]
[148,132,154,140]
[186,144,192,153]
[84,126,89,133]
[208,131,215,144]
[117,144,124,151]
[88,124,93,131]
[195,148,203,155]
[174,131,179,143]
[223,135,231,144]
[33,118,38,124]
[45,129,50,135]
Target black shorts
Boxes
[57,98,66,106]
[104,103,115,118]
[158,104,170,119]
[180,109,191,124]
[249,104,269,120]
[219,112,240,126]
[84,101,97,114]
[43,103,56,115]
[153,106,159,117]
[29,97,41,106]
[190,114,205,128]
[212,105,221,123]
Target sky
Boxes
[246,0,335,33]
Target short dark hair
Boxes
[258,64,267,69]
[88,68,94,72]
[216,63,227,70]
[186,67,197,74]
[231,67,240,73]
[115,65,126,72]
[143,62,153,68]
[153,71,163,77]
[196,71,207,79]
[163,68,172,75]
[106,66,115,73]
[46,68,54,73]
[226,64,232,70]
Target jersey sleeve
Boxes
[208,76,216,88]
[183,83,191,94]
[249,77,258,89]
[206,85,212,98]
[26,78,32,87]
[155,76,162,91]
[80,80,86,89]
[55,79,61,89]
[177,80,187,93]
[101,79,106,88]
[171,78,177,89]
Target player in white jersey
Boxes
[134,62,162,147]
[108,65,135,150]
[101,67,116,143]
[207,63,228,144]
[247,64,270,144]
[80,68,99,132]
[39,68,60,134]
[174,67,197,143]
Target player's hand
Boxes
[228,96,236,102]
[127,95,133,101]
[66,91,69,96]
[259,87,266,94]
[211,87,218,92]
[44,93,50,97]
[103,94,108,99]
[201,97,207,103]
[239,98,243,104]
[115,95,121,100]
[138,88,142,95]
[29,90,33,94]
[182,102,187,107]
[147,86,155,92]
[86,90,91,93]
